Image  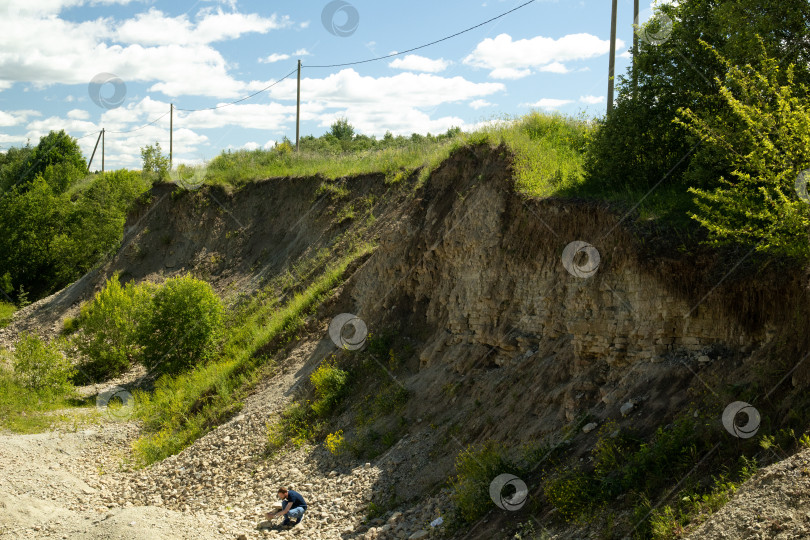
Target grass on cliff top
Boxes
[203,112,594,197]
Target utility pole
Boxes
[296,59,301,152]
[101,128,105,172]
[633,0,639,96]
[87,129,103,172]
[170,103,174,169]
[607,0,618,115]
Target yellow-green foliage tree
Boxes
[676,43,810,257]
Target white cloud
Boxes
[538,62,569,74]
[489,67,532,80]
[464,33,622,79]
[528,98,574,110]
[0,112,19,127]
[260,53,290,64]
[115,8,292,46]
[260,48,310,64]
[580,95,604,105]
[0,109,41,127]
[388,55,449,73]
[266,69,504,136]
[469,99,493,110]
[67,109,90,120]
[0,6,295,98]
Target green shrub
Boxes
[0,301,15,329]
[450,440,514,523]
[310,361,349,418]
[73,273,154,381]
[139,274,223,375]
[676,45,810,257]
[12,332,74,395]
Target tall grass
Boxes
[0,301,15,328]
[472,111,593,196]
[204,138,462,188]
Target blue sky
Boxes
[0,0,660,169]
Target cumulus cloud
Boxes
[469,99,493,110]
[580,95,604,104]
[389,55,449,73]
[260,53,291,64]
[0,5,295,98]
[527,98,574,110]
[265,69,504,136]
[464,33,622,79]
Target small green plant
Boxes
[325,429,347,455]
[12,332,75,395]
[310,361,349,418]
[0,301,15,329]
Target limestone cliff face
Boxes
[349,145,776,447]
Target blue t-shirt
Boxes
[283,490,307,510]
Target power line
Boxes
[107,111,171,134]
[305,0,537,69]
[60,0,538,149]
[175,68,298,112]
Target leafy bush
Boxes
[73,273,154,381]
[450,440,514,523]
[310,361,349,418]
[12,332,74,395]
[139,274,224,375]
[676,45,810,257]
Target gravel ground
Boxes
[0,336,448,540]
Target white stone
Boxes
[582,422,598,434]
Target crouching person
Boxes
[266,487,307,527]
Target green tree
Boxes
[584,0,810,193]
[329,118,355,141]
[139,274,224,375]
[140,142,170,181]
[676,44,810,257]
[74,273,155,381]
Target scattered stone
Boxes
[582,422,598,434]
[620,401,635,417]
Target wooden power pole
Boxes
[170,103,173,169]
[101,128,105,172]
[633,0,639,96]
[296,60,301,152]
[607,0,618,115]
